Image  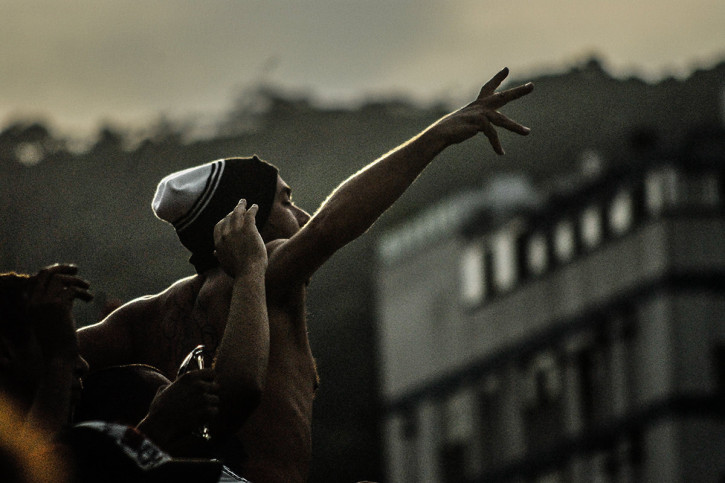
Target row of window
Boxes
[460,166,723,306]
[434,438,645,483]
[393,314,638,482]
[391,312,725,482]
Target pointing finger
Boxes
[72,286,94,302]
[230,199,248,229]
[40,264,79,276]
[478,67,509,98]
[487,82,534,109]
[35,264,79,291]
[487,111,531,135]
[53,274,91,290]
[480,118,504,155]
[245,204,259,221]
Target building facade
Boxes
[376,135,725,482]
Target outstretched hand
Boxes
[213,199,268,277]
[28,263,93,307]
[436,67,533,155]
[26,264,93,359]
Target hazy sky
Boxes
[2,0,724,138]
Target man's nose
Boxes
[296,207,311,227]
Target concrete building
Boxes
[376,133,725,482]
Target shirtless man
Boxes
[79,68,533,482]
[79,198,270,466]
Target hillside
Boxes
[2,58,723,482]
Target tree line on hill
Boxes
[2,56,723,482]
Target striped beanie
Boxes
[152,156,279,273]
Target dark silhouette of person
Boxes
[79,68,534,482]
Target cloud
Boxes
[1,0,723,136]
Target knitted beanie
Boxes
[152,156,278,273]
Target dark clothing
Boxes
[63,421,249,482]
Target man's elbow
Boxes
[307,210,360,253]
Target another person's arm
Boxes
[211,200,270,436]
[138,202,269,448]
[77,296,148,373]
[25,264,92,435]
[267,68,533,289]
[135,368,219,456]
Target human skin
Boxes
[78,68,533,482]
[0,264,92,483]
[23,264,92,436]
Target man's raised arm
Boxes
[268,68,533,287]
[211,200,270,435]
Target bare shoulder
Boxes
[78,275,202,371]
[81,275,199,330]
[156,274,205,306]
[265,238,287,257]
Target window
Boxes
[527,232,549,276]
[525,352,563,404]
[478,375,503,470]
[492,231,518,293]
[577,342,611,425]
[460,242,486,306]
[523,352,565,453]
[441,390,478,482]
[580,205,603,250]
[554,220,576,263]
[645,168,678,215]
[609,190,634,236]
[444,390,476,448]
[645,168,721,214]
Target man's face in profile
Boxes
[260,175,311,242]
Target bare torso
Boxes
[238,290,318,482]
[125,272,317,482]
[80,71,534,482]
[119,275,212,379]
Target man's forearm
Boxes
[312,68,534,246]
[213,266,269,433]
[311,123,450,249]
[272,69,532,285]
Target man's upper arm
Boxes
[77,299,145,372]
[264,217,339,300]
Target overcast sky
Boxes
[2,0,724,138]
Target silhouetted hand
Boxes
[137,367,220,456]
[213,199,268,277]
[26,264,92,360]
[433,67,533,154]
